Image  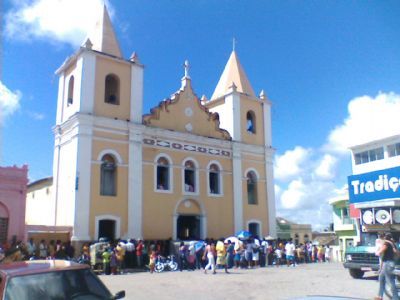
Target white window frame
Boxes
[95,214,121,241]
[207,160,223,197]
[182,157,199,196]
[244,168,260,205]
[154,153,173,193]
[97,149,123,164]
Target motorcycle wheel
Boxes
[169,261,178,271]
[155,262,164,273]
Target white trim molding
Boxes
[94,214,121,240]
[232,143,243,232]
[244,167,260,179]
[173,198,207,240]
[128,129,143,238]
[97,149,123,164]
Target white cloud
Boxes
[326,92,400,154]
[274,146,311,180]
[280,179,337,210]
[275,92,400,231]
[0,81,22,124]
[5,0,113,47]
[314,154,337,180]
[27,111,45,120]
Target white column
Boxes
[200,215,207,240]
[262,100,272,147]
[265,150,277,238]
[130,63,144,124]
[232,143,243,232]
[56,73,65,124]
[127,126,143,238]
[263,99,276,237]
[173,214,178,240]
[52,128,62,226]
[224,90,241,141]
[71,118,93,241]
[76,50,96,114]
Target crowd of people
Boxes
[172,238,333,274]
[0,236,334,276]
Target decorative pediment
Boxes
[143,79,231,140]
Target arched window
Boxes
[209,163,220,194]
[246,111,256,134]
[104,74,120,105]
[100,154,117,196]
[184,160,196,193]
[67,76,74,105]
[247,171,258,205]
[156,157,170,190]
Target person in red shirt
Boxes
[136,240,144,268]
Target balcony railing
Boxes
[342,217,354,225]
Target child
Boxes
[110,249,118,275]
[275,247,282,267]
[149,250,156,273]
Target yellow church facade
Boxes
[51,6,276,245]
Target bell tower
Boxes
[205,50,276,237]
[52,5,144,246]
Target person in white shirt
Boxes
[285,240,296,267]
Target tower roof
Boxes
[211,51,255,100]
[85,5,122,58]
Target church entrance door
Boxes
[98,219,115,241]
[177,215,200,240]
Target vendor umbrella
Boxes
[194,241,205,252]
[225,236,243,251]
[224,236,240,245]
[236,230,252,240]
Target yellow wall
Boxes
[89,134,129,238]
[94,56,131,120]
[241,155,270,235]
[142,145,234,239]
[241,95,265,146]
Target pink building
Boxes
[0,165,28,245]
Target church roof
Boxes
[211,51,255,100]
[85,5,122,58]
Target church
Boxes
[50,6,276,247]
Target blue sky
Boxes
[2,0,400,229]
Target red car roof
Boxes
[0,260,89,277]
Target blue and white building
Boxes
[348,135,400,243]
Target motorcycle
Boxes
[155,255,178,273]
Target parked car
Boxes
[0,260,125,299]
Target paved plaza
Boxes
[100,262,378,300]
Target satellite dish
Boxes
[376,209,391,224]
[393,209,400,223]
[362,210,373,225]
